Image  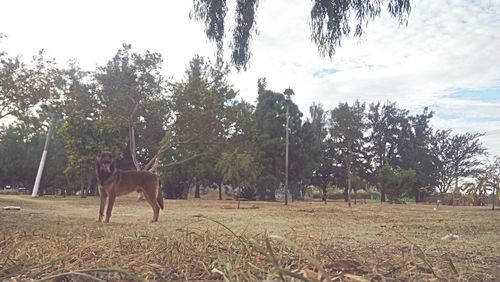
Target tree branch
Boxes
[128,103,141,171]
[142,137,198,171]
[143,142,172,171]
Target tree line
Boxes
[0,43,498,206]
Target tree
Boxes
[1,48,64,121]
[406,108,436,202]
[253,79,303,200]
[313,138,342,203]
[94,44,171,172]
[483,156,500,210]
[367,103,437,202]
[309,103,346,203]
[367,102,408,201]
[217,99,256,199]
[0,115,67,195]
[462,177,490,206]
[191,0,411,70]
[161,55,237,199]
[329,101,366,207]
[431,130,486,195]
[61,64,127,196]
[288,119,323,199]
[378,165,416,202]
[216,147,260,208]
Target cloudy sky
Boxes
[1,0,499,156]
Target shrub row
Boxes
[311,188,378,200]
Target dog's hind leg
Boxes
[143,187,160,222]
[104,191,116,223]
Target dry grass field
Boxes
[0,193,499,281]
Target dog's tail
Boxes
[157,177,164,210]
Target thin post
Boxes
[32,114,56,197]
[285,101,289,206]
[493,181,497,210]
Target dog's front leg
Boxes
[104,191,116,223]
[98,189,107,222]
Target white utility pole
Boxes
[32,115,56,197]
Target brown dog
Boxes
[96,151,164,223]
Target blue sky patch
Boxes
[312,68,338,78]
[448,85,500,101]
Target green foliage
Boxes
[328,100,366,204]
[170,55,235,146]
[253,79,308,200]
[216,147,260,193]
[95,44,165,120]
[0,41,495,202]
[0,117,67,194]
[160,55,237,198]
[0,50,63,120]
[351,175,367,191]
[430,130,486,194]
[256,175,280,201]
[367,103,436,201]
[311,187,373,200]
[61,64,128,190]
[94,44,169,168]
[62,117,127,175]
[378,165,416,202]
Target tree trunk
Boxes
[453,176,459,207]
[381,191,386,202]
[219,181,223,200]
[80,183,86,198]
[346,144,352,208]
[347,163,352,208]
[181,183,189,199]
[237,185,241,209]
[195,183,201,198]
[493,183,497,210]
[322,184,327,204]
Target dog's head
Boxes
[97,151,115,175]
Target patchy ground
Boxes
[0,194,499,281]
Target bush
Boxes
[0,190,20,195]
[312,189,322,199]
[310,187,374,200]
[326,189,345,200]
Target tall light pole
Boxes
[284,87,294,205]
